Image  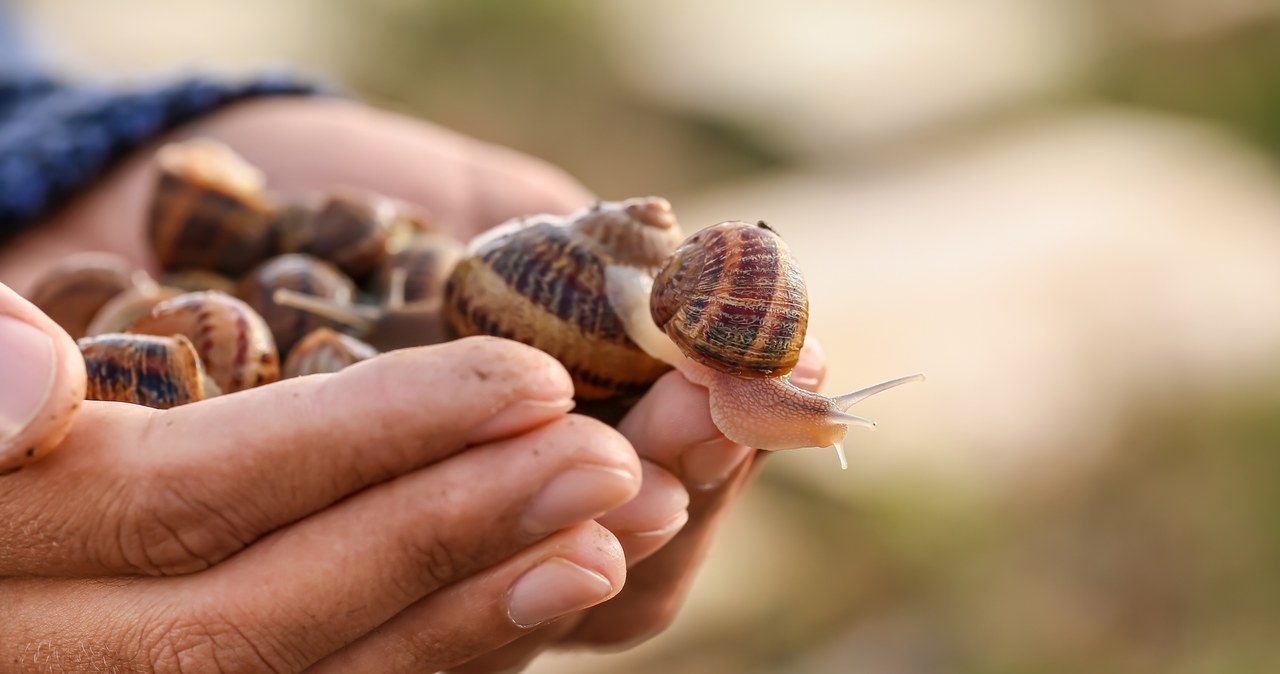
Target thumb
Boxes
[0,282,86,474]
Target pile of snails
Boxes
[24,138,921,470]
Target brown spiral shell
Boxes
[282,328,378,378]
[26,253,142,339]
[127,291,279,394]
[651,221,808,378]
[236,254,357,356]
[147,139,277,275]
[276,190,396,280]
[80,333,221,409]
[444,197,683,400]
[374,232,464,305]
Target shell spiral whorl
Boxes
[651,221,808,378]
[444,197,683,400]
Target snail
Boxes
[374,232,465,305]
[85,275,184,336]
[236,254,357,356]
[80,333,221,409]
[275,189,421,281]
[444,197,685,400]
[268,234,462,352]
[127,291,280,394]
[282,327,378,378]
[148,139,278,276]
[604,220,923,468]
[26,252,148,339]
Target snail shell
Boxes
[26,252,144,339]
[80,333,221,409]
[148,139,277,275]
[444,197,685,400]
[236,254,357,356]
[651,221,807,378]
[160,270,238,295]
[276,190,398,280]
[374,232,464,305]
[85,280,184,336]
[127,291,279,394]
[282,328,378,377]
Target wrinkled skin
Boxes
[0,98,827,673]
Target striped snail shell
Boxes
[236,254,357,356]
[444,197,685,400]
[276,190,404,281]
[80,333,221,409]
[650,221,807,378]
[374,233,465,305]
[127,291,279,394]
[147,139,277,276]
[282,328,378,378]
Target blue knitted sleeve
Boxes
[0,73,322,240]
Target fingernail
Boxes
[507,557,613,628]
[629,509,689,538]
[466,398,575,444]
[522,465,637,536]
[680,438,752,490]
[0,316,56,445]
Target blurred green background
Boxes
[14,0,1280,671]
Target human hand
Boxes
[0,280,647,671]
[0,96,829,671]
[440,340,828,673]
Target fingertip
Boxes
[0,283,86,472]
[789,336,828,392]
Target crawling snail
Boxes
[445,198,923,468]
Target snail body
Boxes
[80,333,221,409]
[128,291,279,394]
[605,220,922,466]
[444,197,685,400]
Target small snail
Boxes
[236,254,357,356]
[127,291,280,394]
[604,220,923,468]
[148,139,278,276]
[80,333,221,409]
[282,328,378,378]
[26,252,148,339]
[85,276,184,336]
[275,190,406,281]
[444,197,685,400]
[374,232,465,305]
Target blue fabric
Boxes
[0,73,322,239]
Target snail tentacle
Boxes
[832,373,926,410]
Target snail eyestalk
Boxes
[833,442,848,471]
[833,373,926,410]
[272,288,379,334]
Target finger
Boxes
[308,522,623,674]
[0,282,86,474]
[179,98,595,238]
[789,336,828,392]
[617,371,752,491]
[0,336,575,577]
[595,460,688,565]
[183,414,639,671]
[568,457,755,647]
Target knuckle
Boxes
[398,530,480,595]
[108,473,256,576]
[140,613,295,674]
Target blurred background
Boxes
[11,0,1280,671]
